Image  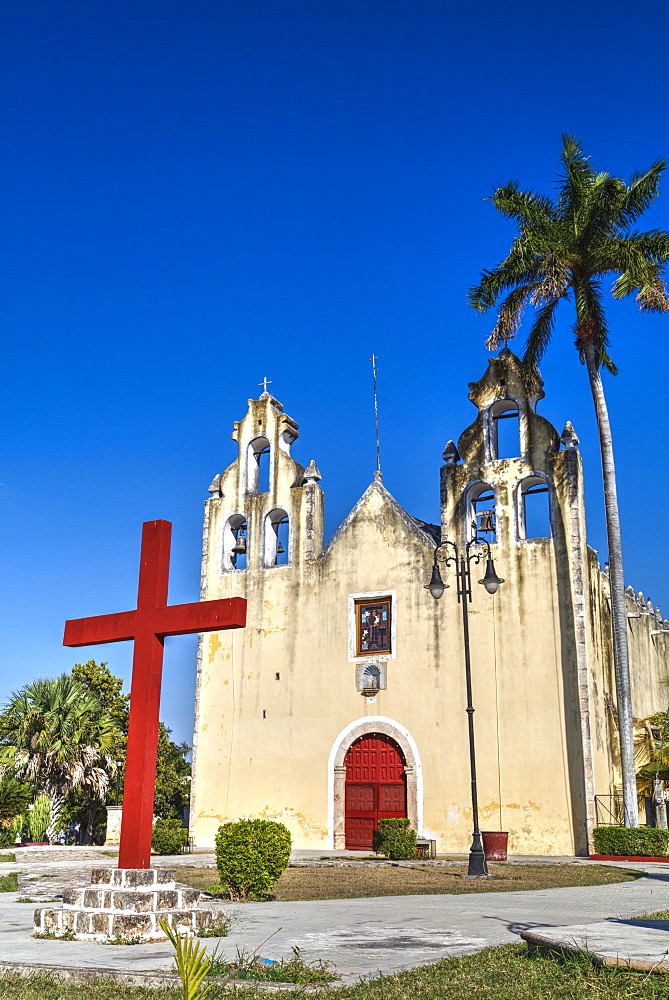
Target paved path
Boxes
[0,848,668,981]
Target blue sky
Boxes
[1,0,668,743]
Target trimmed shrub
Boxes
[215,819,291,900]
[372,818,417,860]
[593,825,669,857]
[151,818,189,855]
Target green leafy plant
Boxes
[27,794,50,842]
[372,818,417,859]
[593,825,669,856]
[215,819,291,900]
[152,817,189,855]
[0,775,31,827]
[159,917,212,999]
[212,943,337,984]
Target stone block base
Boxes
[34,868,220,943]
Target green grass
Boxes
[0,853,16,863]
[2,944,669,998]
[631,910,669,920]
[0,873,17,892]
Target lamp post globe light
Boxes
[425,537,504,877]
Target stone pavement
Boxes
[0,848,668,983]
[522,920,669,973]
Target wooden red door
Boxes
[344,733,406,849]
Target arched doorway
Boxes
[344,733,407,849]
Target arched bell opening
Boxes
[488,399,522,461]
[263,507,290,567]
[518,475,552,540]
[465,482,497,543]
[247,436,271,494]
[222,514,249,572]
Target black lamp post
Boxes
[114,759,124,807]
[425,537,504,877]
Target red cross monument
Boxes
[63,520,246,869]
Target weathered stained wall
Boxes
[190,358,669,856]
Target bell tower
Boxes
[204,389,324,580]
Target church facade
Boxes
[189,352,668,856]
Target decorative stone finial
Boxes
[303,460,322,484]
[442,440,461,465]
[560,421,580,449]
[374,469,383,482]
[626,585,636,599]
[208,474,222,497]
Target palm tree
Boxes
[0,675,118,842]
[470,135,669,827]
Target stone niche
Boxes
[34,868,218,942]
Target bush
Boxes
[372,818,417,859]
[27,794,50,842]
[215,819,291,900]
[151,818,189,855]
[593,825,669,857]
[0,776,31,826]
[0,828,14,849]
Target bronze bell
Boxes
[276,541,285,554]
[231,533,247,555]
[479,511,495,532]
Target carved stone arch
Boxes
[462,479,497,544]
[261,505,290,568]
[484,394,526,463]
[221,511,249,572]
[513,470,555,542]
[328,716,423,849]
[246,435,271,493]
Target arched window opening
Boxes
[520,478,551,540]
[263,508,290,567]
[467,484,497,543]
[490,401,521,460]
[222,514,248,572]
[247,437,271,494]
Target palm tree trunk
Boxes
[583,341,638,826]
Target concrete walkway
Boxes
[0,848,668,983]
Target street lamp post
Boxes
[114,760,124,807]
[425,537,504,877]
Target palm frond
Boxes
[485,284,539,350]
[618,160,667,226]
[636,276,669,312]
[490,182,556,231]
[520,297,562,376]
[556,134,597,222]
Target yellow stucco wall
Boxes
[190,357,669,856]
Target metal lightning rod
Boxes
[370,354,382,481]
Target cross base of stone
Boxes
[33,868,220,943]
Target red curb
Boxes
[590,853,669,863]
